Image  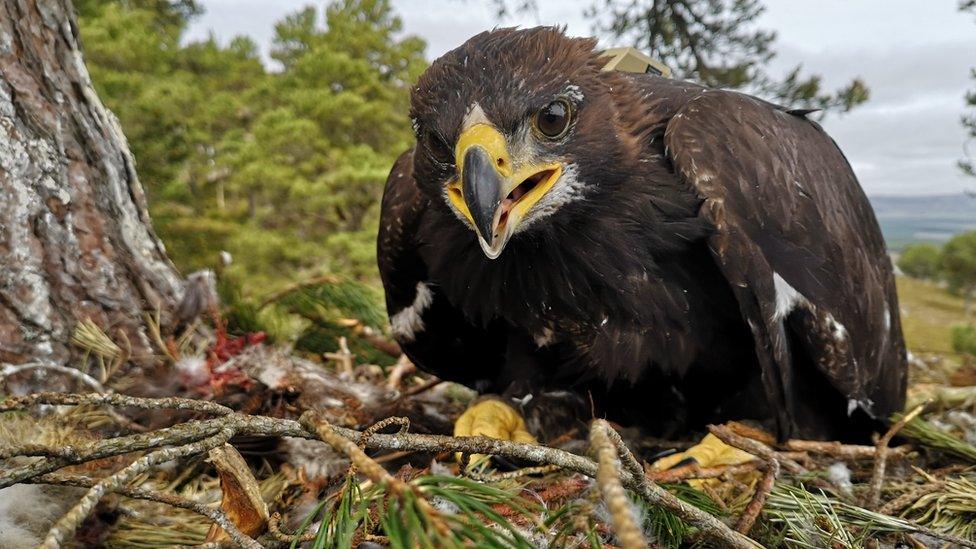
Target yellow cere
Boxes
[449,122,563,231]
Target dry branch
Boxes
[877,482,945,516]
[268,512,317,543]
[735,459,780,535]
[2,392,760,548]
[27,473,258,547]
[646,460,762,483]
[868,403,927,509]
[41,428,239,548]
[785,439,910,460]
[708,424,806,474]
[1,418,228,489]
[1,362,107,393]
[590,420,647,549]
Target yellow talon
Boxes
[651,433,757,488]
[453,398,536,467]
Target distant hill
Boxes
[868,194,976,251]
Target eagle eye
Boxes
[534,99,573,139]
[423,130,454,165]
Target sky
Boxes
[186,0,976,196]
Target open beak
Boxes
[446,124,562,259]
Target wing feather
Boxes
[665,90,907,436]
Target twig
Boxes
[300,410,452,538]
[646,460,762,483]
[40,428,243,549]
[268,511,318,543]
[592,420,761,549]
[709,424,806,474]
[397,377,444,399]
[877,482,945,516]
[386,355,415,390]
[0,391,234,415]
[359,416,410,449]
[373,450,414,464]
[2,393,758,549]
[735,459,780,535]
[354,416,410,475]
[464,464,561,482]
[0,418,228,489]
[1,362,107,393]
[590,420,647,549]
[868,402,927,510]
[785,439,910,460]
[324,336,354,376]
[28,473,258,547]
[0,443,80,460]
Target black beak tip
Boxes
[461,147,504,242]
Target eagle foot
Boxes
[650,433,756,488]
[453,397,537,468]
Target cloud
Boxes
[186,0,976,195]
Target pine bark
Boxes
[0,0,183,368]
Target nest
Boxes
[2,320,975,548]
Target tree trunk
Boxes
[0,0,184,370]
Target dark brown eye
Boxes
[534,99,572,139]
[424,130,454,165]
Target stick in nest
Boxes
[735,458,780,535]
[40,428,244,549]
[708,424,806,475]
[2,392,756,549]
[867,402,927,510]
[27,473,258,547]
[589,419,648,549]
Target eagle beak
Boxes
[447,124,562,259]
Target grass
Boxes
[896,276,971,353]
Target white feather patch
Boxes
[390,282,433,342]
[462,102,491,130]
[564,84,585,102]
[534,327,554,347]
[830,317,849,341]
[772,272,806,320]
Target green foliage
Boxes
[637,483,725,548]
[898,243,943,280]
[79,0,426,294]
[591,0,870,114]
[492,0,869,115]
[961,0,976,177]
[217,271,394,365]
[892,411,976,462]
[291,474,541,548]
[941,230,976,305]
[951,324,976,356]
[763,484,928,548]
[386,475,536,548]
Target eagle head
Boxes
[409,27,637,259]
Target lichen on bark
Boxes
[0,0,183,372]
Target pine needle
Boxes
[903,475,976,540]
[763,483,976,548]
[892,412,976,462]
[636,483,727,549]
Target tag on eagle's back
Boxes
[600,47,672,77]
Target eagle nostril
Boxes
[496,157,505,168]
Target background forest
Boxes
[77,0,426,290]
[76,0,976,355]
[76,0,878,292]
